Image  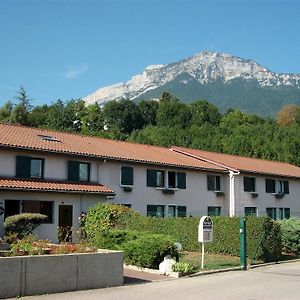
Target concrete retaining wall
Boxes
[0,250,123,298]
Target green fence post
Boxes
[239,218,247,270]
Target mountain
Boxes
[83,52,300,117]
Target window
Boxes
[278,180,289,194]
[147,205,165,217]
[68,161,90,182]
[207,175,221,191]
[244,177,256,192]
[265,179,289,194]
[245,207,257,216]
[147,170,164,188]
[16,156,44,179]
[266,207,277,220]
[23,200,53,223]
[168,205,187,217]
[279,208,290,220]
[121,166,134,186]
[168,171,186,189]
[208,206,221,216]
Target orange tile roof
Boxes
[0,123,225,172]
[172,146,300,179]
[0,177,114,194]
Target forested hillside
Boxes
[1,88,300,166]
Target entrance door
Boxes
[58,205,73,242]
[4,200,20,219]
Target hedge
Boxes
[82,204,282,262]
[279,217,300,255]
[126,216,282,262]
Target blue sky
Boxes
[0,0,299,106]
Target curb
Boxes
[124,258,300,279]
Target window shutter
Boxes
[207,175,215,190]
[177,172,186,189]
[283,181,289,194]
[121,166,133,186]
[215,176,221,191]
[177,206,186,217]
[265,179,275,193]
[16,156,31,178]
[68,161,79,181]
[147,170,156,187]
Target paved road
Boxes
[9,261,300,300]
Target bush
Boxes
[279,217,300,255]
[4,213,47,240]
[122,233,177,269]
[172,262,195,274]
[82,203,139,240]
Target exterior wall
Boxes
[98,160,229,217]
[0,250,123,298]
[0,191,108,242]
[234,173,300,217]
[0,149,99,182]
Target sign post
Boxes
[198,216,213,269]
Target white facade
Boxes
[0,147,300,242]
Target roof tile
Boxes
[0,177,114,194]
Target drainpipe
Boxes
[229,170,240,217]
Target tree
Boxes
[0,100,13,123]
[190,100,221,126]
[11,86,32,125]
[103,99,145,135]
[81,103,105,135]
[276,104,300,126]
[138,100,159,126]
[156,98,192,129]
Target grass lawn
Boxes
[179,251,241,271]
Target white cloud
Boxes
[64,63,88,79]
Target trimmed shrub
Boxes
[279,217,300,255]
[93,229,139,250]
[4,213,47,240]
[122,233,177,269]
[82,203,139,240]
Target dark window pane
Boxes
[245,207,257,216]
[284,208,290,219]
[177,206,187,217]
[244,177,255,192]
[121,166,134,186]
[283,181,289,194]
[168,172,176,188]
[208,206,221,216]
[266,179,275,193]
[207,175,215,190]
[40,201,53,223]
[147,170,157,187]
[177,172,186,189]
[147,205,157,217]
[266,207,276,220]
